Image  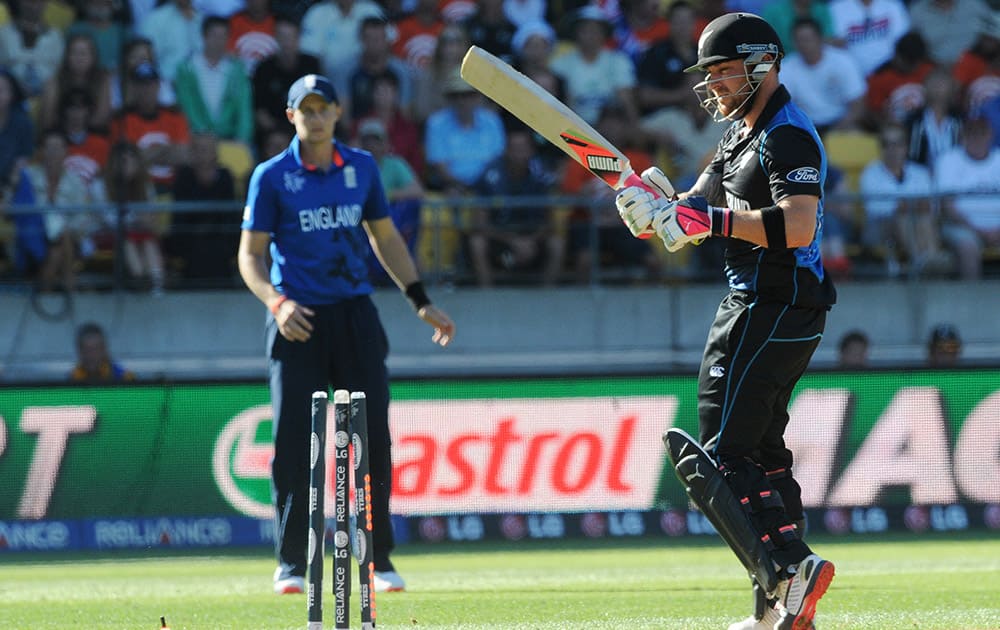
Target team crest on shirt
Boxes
[786,167,820,184]
[284,170,306,194]
[344,166,357,189]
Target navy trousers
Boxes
[267,295,395,577]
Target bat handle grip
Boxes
[621,171,667,240]
[623,171,647,190]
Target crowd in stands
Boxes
[1,0,1000,292]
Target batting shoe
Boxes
[727,607,815,630]
[775,554,835,630]
[272,568,305,594]
[373,570,406,592]
[727,603,781,630]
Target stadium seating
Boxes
[824,130,880,195]
[217,141,255,198]
[823,130,884,271]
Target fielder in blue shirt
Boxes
[238,74,455,595]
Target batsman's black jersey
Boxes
[705,86,836,309]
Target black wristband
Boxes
[760,205,787,249]
[404,281,431,310]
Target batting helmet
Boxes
[685,12,784,73]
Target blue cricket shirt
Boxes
[242,136,389,305]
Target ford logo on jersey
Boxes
[786,167,820,184]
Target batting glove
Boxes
[641,166,676,199]
[652,196,733,253]
[615,167,675,238]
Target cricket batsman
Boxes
[615,12,837,629]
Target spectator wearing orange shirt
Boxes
[392,0,445,71]
[865,31,936,128]
[60,88,111,195]
[111,62,191,192]
[227,0,277,75]
[953,12,1000,112]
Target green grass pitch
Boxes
[2,534,998,629]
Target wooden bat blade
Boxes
[461,45,653,192]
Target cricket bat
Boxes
[460,46,674,204]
